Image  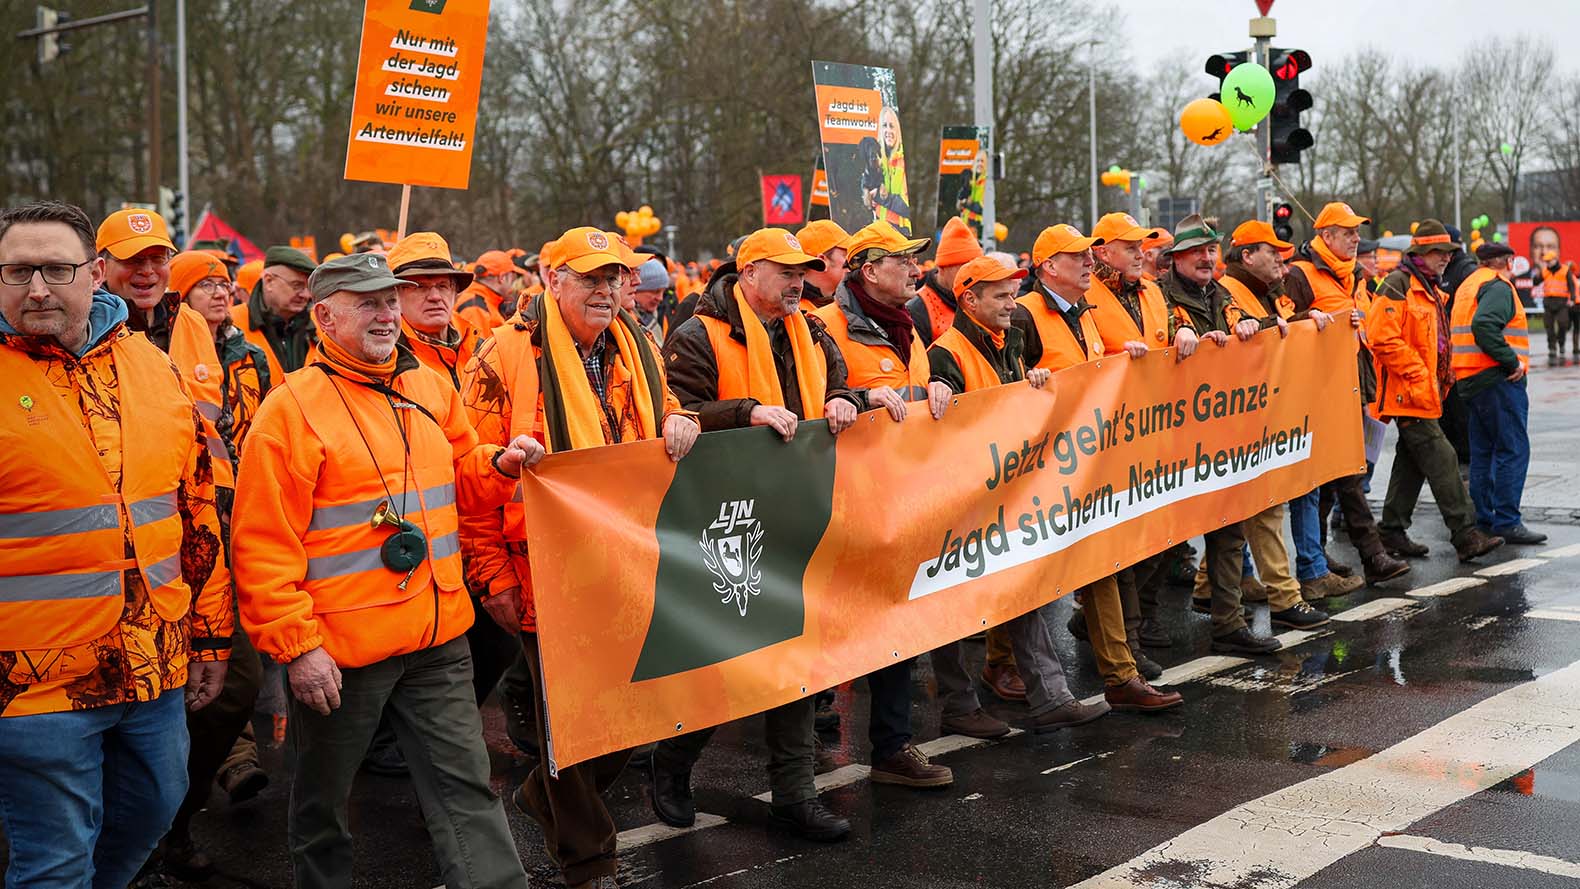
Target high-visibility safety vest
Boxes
[166,304,239,486]
[1016,292,1104,372]
[0,335,193,652]
[230,301,284,386]
[917,282,956,342]
[1085,275,1170,353]
[1218,274,1295,327]
[1451,267,1529,379]
[695,314,829,413]
[235,362,469,667]
[1290,258,1370,316]
[812,302,929,400]
[930,326,1018,391]
[1539,263,1576,303]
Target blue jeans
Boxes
[1465,378,1530,532]
[0,689,189,889]
[1289,488,1328,581]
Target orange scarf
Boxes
[733,284,826,419]
[967,310,1007,349]
[1312,235,1357,298]
[318,330,396,381]
[539,292,659,452]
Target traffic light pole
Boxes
[971,0,996,249]
[1251,15,1275,223]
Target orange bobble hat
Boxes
[934,217,984,268]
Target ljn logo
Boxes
[700,499,764,617]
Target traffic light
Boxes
[170,190,186,245]
[35,6,71,65]
[1273,203,1294,242]
[1204,51,1251,103]
[1268,48,1314,164]
[1099,166,1132,194]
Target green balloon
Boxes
[1222,62,1275,130]
[1500,142,1515,155]
[1108,164,1122,173]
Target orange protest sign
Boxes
[520,320,1365,770]
[343,0,491,190]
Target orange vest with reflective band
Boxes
[1290,259,1370,315]
[811,302,929,400]
[918,284,956,342]
[1451,267,1528,379]
[1084,276,1170,353]
[167,305,238,486]
[930,326,1014,392]
[696,313,828,416]
[489,322,546,544]
[1540,263,1576,303]
[230,301,286,385]
[1218,274,1295,327]
[264,366,468,665]
[1016,292,1104,372]
[0,336,193,652]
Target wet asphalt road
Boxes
[36,340,1580,889]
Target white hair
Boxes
[986,251,1018,270]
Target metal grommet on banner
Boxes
[892,650,899,658]
[980,619,988,626]
[675,722,683,731]
[800,686,807,694]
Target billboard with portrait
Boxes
[811,61,912,235]
[937,125,989,236]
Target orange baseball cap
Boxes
[843,220,931,265]
[552,227,639,273]
[168,251,230,298]
[388,231,474,289]
[1091,212,1165,244]
[1032,224,1103,265]
[952,255,1028,298]
[235,260,264,293]
[474,249,530,277]
[735,228,826,270]
[96,208,176,260]
[603,231,641,267]
[795,220,852,258]
[1230,220,1293,251]
[1313,201,1370,229]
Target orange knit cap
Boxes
[934,217,984,268]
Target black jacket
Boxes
[927,307,1027,393]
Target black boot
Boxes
[649,759,695,828]
[769,799,851,841]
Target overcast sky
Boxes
[1116,0,1564,75]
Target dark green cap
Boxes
[1167,214,1220,254]
[1407,219,1459,255]
[264,245,317,274]
[308,252,404,301]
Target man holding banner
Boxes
[653,227,859,841]
[460,226,696,889]
[1011,226,1184,707]
[811,220,959,786]
[927,254,1117,731]
[1159,215,1283,655]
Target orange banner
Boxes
[343,0,491,190]
[938,137,980,175]
[522,321,1365,770]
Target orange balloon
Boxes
[639,205,654,217]
[993,221,1009,242]
[1180,98,1233,147]
[616,211,631,228]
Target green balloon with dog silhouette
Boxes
[1222,62,1275,132]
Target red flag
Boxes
[760,174,805,226]
[186,208,265,263]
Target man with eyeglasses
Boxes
[232,245,318,383]
[461,227,697,888]
[97,208,177,339]
[0,200,233,889]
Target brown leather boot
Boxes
[1455,527,1505,562]
[941,708,1011,739]
[1379,529,1430,558]
[1105,676,1184,712]
[1300,572,1363,601]
[1363,550,1411,583]
[870,743,954,788]
[981,663,1027,702]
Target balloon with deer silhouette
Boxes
[1181,98,1234,146]
[1221,62,1275,131]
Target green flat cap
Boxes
[308,252,404,300]
[264,245,318,274]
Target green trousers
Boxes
[1380,416,1476,539]
[287,635,527,889]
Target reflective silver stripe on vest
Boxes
[900,385,928,401]
[128,492,179,527]
[1513,347,1531,356]
[1450,325,1476,334]
[0,503,119,540]
[143,552,182,590]
[305,545,386,581]
[195,400,222,421]
[205,435,229,461]
[1451,345,1485,354]
[429,531,459,561]
[0,570,122,603]
[307,484,457,532]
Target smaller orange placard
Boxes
[938,138,980,175]
[813,84,881,146]
[343,0,491,191]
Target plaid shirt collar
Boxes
[577,329,612,399]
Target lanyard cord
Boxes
[324,372,412,521]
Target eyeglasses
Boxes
[0,261,91,286]
[563,269,622,291]
[189,278,229,294]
